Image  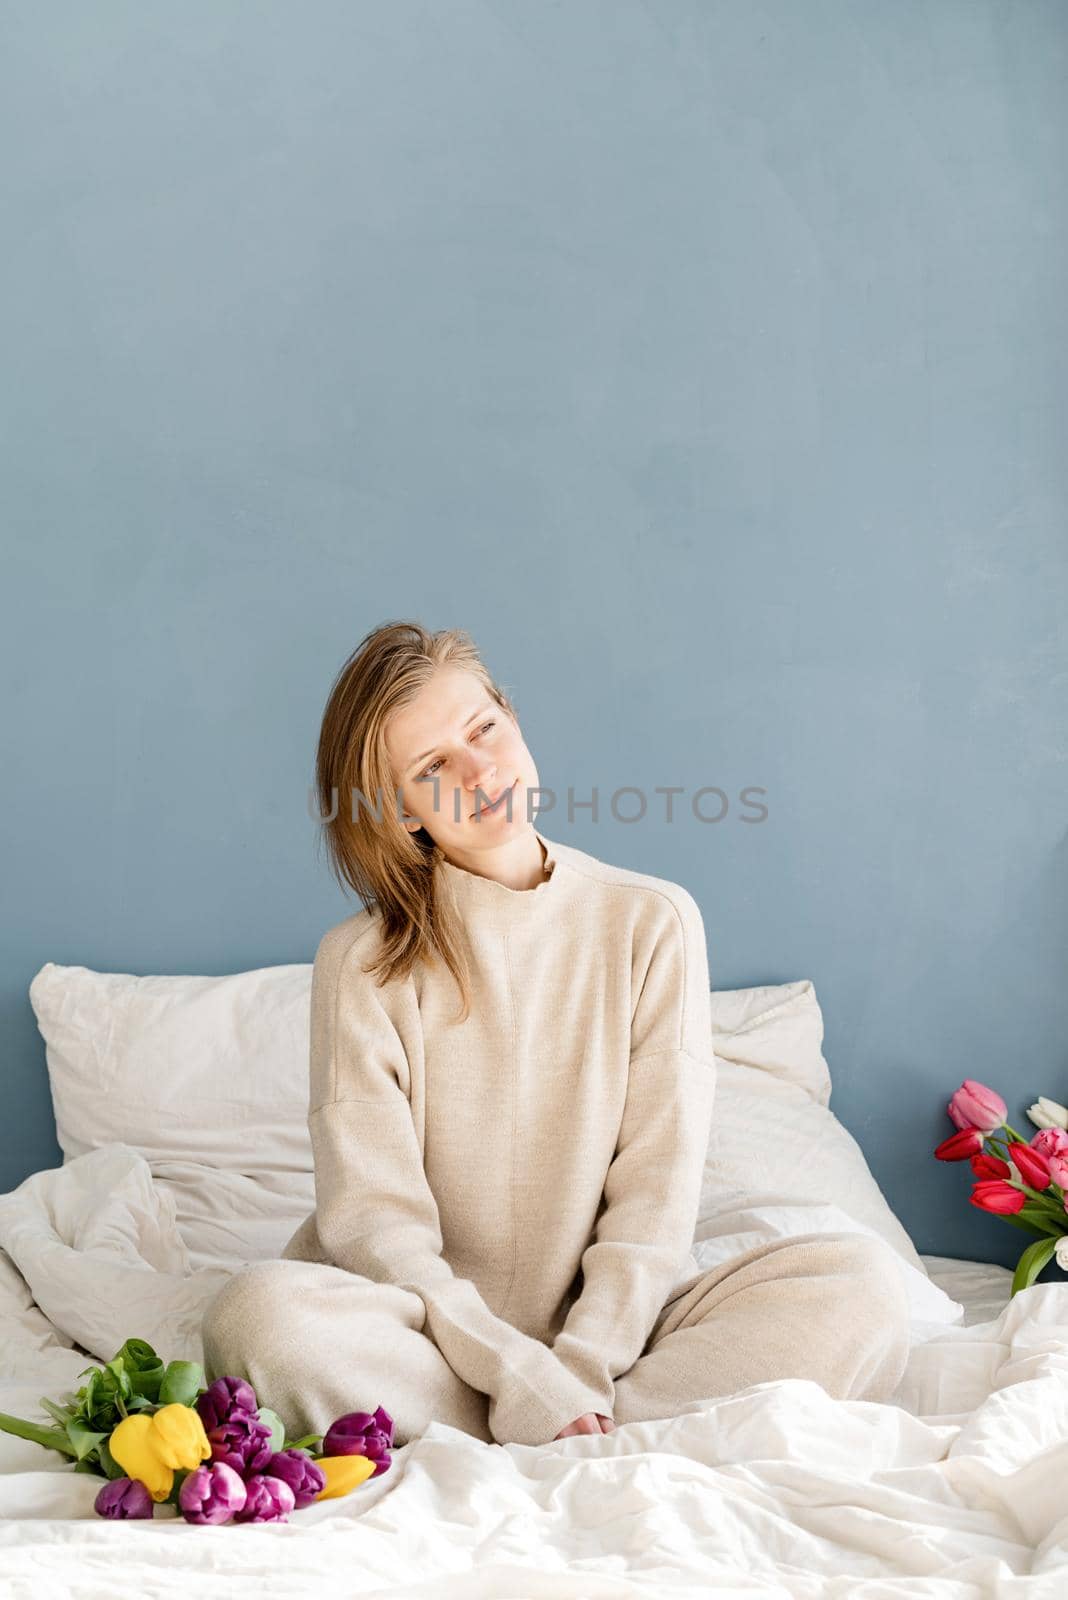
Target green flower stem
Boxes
[1013,1179,1067,1220]
[0,1412,79,1457]
[1001,1122,1029,1147]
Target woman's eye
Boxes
[420,722,496,780]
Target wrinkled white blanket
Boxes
[1,1147,1067,1598]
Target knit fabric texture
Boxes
[290,826,717,1446]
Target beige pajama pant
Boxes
[200,1231,912,1449]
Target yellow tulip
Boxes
[313,1454,376,1500]
[108,1415,175,1503]
[108,1405,211,1503]
[147,1404,212,1471]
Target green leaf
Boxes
[103,1357,133,1400]
[1011,1236,1058,1297]
[98,1438,127,1481]
[77,1370,102,1415]
[991,1209,1042,1235]
[1016,1206,1065,1238]
[165,1469,190,1508]
[68,1365,148,1434]
[996,1212,1046,1234]
[0,1411,78,1457]
[76,1365,116,1406]
[106,1337,171,1401]
[257,1408,286,1453]
[39,1397,75,1427]
[113,1339,164,1403]
[98,1366,132,1408]
[66,1420,108,1462]
[116,1338,160,1363]
[158,1361,204,1407]
[286,1433,323,1453]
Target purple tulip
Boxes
[234,1473,296,1524]
[321,1405,394,1476]
[196,1375,260,1433]
[265,1449,327,1509]
[207,1411,274,1475]
[94,1477,155,1520]
[178,1461,248,1525]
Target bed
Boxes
[1,963,1065,1598]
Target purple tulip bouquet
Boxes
[0,1337,394,1525]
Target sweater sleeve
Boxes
[549,888,717,1402]
[307,928,615,1447]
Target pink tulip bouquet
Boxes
[934,1079,1068,1295]
[0,1337,393,1524]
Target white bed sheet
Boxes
[1,1165,1066,1599]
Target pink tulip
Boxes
[970,1179,1027,1215]
[264,1450,327,1509]
[1008,1142,1051,1191]
[935,1128,984,1162]
[948,1080,1008,1133]
[1031,1128,1068,1161]
[233,1474,295,1524]
[1048,1153,1068,1190]
[971,1152,1011,1180]
[179,1462,247,1525]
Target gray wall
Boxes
[2,2,1065,1269]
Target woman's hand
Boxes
[553,1412,615,1439]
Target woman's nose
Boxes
[464,759,497,790]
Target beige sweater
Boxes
[285,828,716,1447]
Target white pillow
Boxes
[30,961,314,1171]
[29,962,316,1273]
[702,980,961,1326]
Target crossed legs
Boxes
[200,1231,911,1448]
[612,1231,912,1428]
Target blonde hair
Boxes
[313,619,518,1024]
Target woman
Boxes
[201,621,911,1449]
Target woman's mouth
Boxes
[473,779,516,818]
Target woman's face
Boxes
[385,666,541,853]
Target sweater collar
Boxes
[434,827,565,921]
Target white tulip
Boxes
[1056,1237,1068,1272]
[1027,1103,1056,1130]
[1026,1097,1068,1131]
